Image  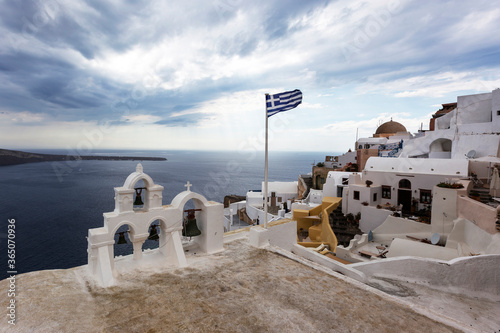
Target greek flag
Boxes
[266,89,302,117]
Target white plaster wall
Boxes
[291,202,312,211]
[430,186,467,235]
[306,189,323,204]
[342,187,349,215]
[229,201,246,213]
[262,181,298,194]
[335,234,369,262]
[292,244,367,281]
[446,218,500,255]
[347,184,365,215]
[338,151,357,167]
[357,137,387,146]
[324,171,356,197]
[351,254,500,299]
[457,195,497,234]
[372,216,432,243]
[452,132,500,159]
[436,109,455,129]
[246,191,263,207]
[359,206,393,233]
[429,151,451,159]
[400,129,455,158]
[360,171,461,210]
[267,220,297,252]
[346,184,381,216]
[387,238,458,260]
[364,157,468,175]
[457,92,492,125]
[246,203,274,223]
[323,177,337,197]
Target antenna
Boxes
[465,150,476,159]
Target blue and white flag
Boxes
[266,89,302,117]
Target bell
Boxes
[133,188,144,206]
[117,232,128,244]
[182,218,202,237]
[148,225,159,241]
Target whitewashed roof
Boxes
[364,157,468,176]
[261,181,298,193]
[357,137,387,144]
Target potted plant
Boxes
[346,213,354,223]
[361,201,369,206]
[437,181,464,189]
[365,180,373,187]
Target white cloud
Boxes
[1,0,500,152]
[358,70,500,98]
[0,110,47,123]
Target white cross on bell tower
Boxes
[184,181,192,192]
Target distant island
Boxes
[0,148,167,166]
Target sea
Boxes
[0,149,334,280]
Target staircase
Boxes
[329,204,361,247]
[473,188,492,204]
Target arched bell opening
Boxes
[133,179,147,210]
[181,199,203,240]
[113,224,134,258]
[142,219,161,252]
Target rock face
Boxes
[0,240,460,333]
[0,148,166,166]
[223,194,246,208]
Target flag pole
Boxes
[264,93,269,229]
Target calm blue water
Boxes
[0,149,332,280]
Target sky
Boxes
[1,0,500,153]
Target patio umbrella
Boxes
[490,167,500,197]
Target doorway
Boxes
[397,179,412,212]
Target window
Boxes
[399,179,411,189]
[382,185,391,199]
[342,178,349,185]
[353,191,360,200]
[373,193,377,202]
[420,189,432,204]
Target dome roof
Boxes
[375,120,406,135]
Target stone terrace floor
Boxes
[0,238,489,333]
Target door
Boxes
[397,189,412,212]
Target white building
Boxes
[341,88,500,230]
[243,181,299,222]
[324,150,357,169]
[401,88,500,159]
[344,157,469,213]
[323,171,358,197]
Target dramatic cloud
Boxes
[1,0,499,151]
